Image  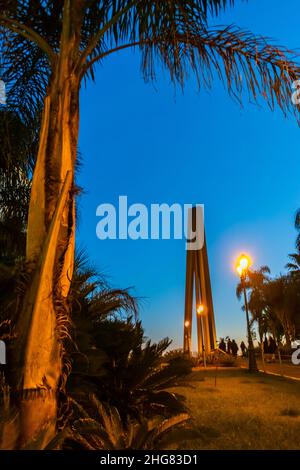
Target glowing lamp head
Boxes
[236,253,251,277]
[184,320,190,328]
[197,304,204,315]
[239,255,250,270]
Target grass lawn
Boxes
[174,368,300,450]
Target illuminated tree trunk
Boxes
[11,80,78,450]
[260,340,266,372]
[2,3,82,448]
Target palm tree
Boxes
[1,249,188,447]
[236,269,291,370]
[283,275,300,340]
[286,209,300,280]
[67,253,187,424]
[285,209,300,336]
[2,0,300,447]
[0,107,38,394]
[264,306,284,368]
[241,267,270,370]
[265,276,295,349]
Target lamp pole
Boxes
[236,254,258,373]
[184,321,190,357]
[197,304,206,368]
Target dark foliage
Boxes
[1,0,300,126]
[67,254,187,423]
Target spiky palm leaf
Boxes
[69,317,187,422]
[236,266,300,344]
[236,266,270,300]
[263,275,297,344]
[1,0,300,125]
[67,258,187,422]
[294,208,300,252]
[286,253,300,275]
[66,251,139,392]
[47,395,192,450]
[70,249,138,321]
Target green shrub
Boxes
[163,349,196,375]
[218,356,237,367]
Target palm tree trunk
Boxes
[260,336,266,373]
[277,341,283,376]
[3,13,81,446]
[8,2,84,449]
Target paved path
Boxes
[238,357,300,381]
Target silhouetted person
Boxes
[263,337,269,354]
[231,339,238,357]
[268,336,277,354]
[240,341,247,357]
[219,338,226,352]
[227,338,232,355]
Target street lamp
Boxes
[184,320,190,356]
[197,304,207,368]
[236,254,258,372]
[197,304,204,315]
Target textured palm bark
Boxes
[6,84,79,449]
[3,3,82,447]
[0,0,87,450]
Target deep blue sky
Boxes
[77,0,300,350]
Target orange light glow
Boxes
[236,253,251,276]
[197,304,204,314]
[239,255,250,270]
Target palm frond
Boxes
[56,395,191,450]
[70,250,138,320]
[291,210,300,254]
[1,1,300,123]
[79,2,300,119]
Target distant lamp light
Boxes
[184,320,190,328]
[197,304,204,315]
[239,255,250,270]
[234,251,258,372]
[236,253,251,277]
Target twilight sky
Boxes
[77,0,300,351]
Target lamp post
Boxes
[197,304,206,368]
[236,254,258,373]
[184,320,190,357]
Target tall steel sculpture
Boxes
[183,207,217,359]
